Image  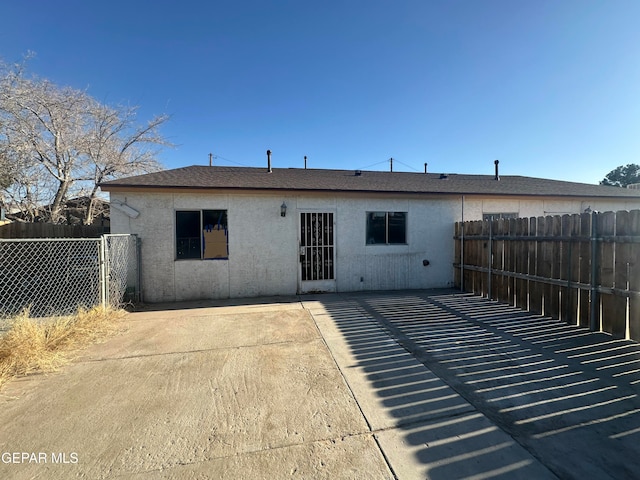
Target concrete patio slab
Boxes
[0,302,392,479]
[123,434,386,480]
[304,295,557,480]
[305,299,475,430]
[2,290,640,479]
[308,290,640,480]
[375,412,555,480]
[81,308,320,360]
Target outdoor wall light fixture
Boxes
[280,202,287,217]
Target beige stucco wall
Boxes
[462,197,640,219]
[333,196,459,292]
[109,191,640,302]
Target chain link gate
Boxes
[102,234,140,309]
[0,234,139,318]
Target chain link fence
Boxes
[0,234,139,318]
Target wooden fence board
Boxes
[516,218,529,310]
[0,222,105,238]
[507,218,517,305]
[454,222,461,288]
[473,220,483,293]
[538,216,550,316]
[481,220,490,297]
[567,214,581,325]
[578,213,592,328]
[629,211,640,341]
[465,221,476,293]
[494,219,507,303]
[599,212,619,336]
[546,216,561,319]
[529,217,543,315]
[466,221,477,293]
[559,215,571,323]
[615,211,631,339]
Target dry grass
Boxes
[0,307,126,390]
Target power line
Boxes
[209,153,251,167]
[208,153,421,172]
[393,158,421,172]
[357,160,389,170]
[357,158,421,172]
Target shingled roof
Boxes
[100,165,640,199]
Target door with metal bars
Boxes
[299,212,336,293]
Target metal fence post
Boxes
[136,235,143,303]
[99,236,108,310]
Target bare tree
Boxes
[6,79,92,222]
[0,60,27,196]
[2,162,52,222]
[0,148,14,190]
[80,103,168,224]
[0,57,170,224]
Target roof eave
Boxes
[100,183,640,199]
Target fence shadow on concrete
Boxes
[315,290,640,480]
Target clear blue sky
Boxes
[2,0,639,184]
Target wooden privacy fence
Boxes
[0,222,107,239]
[454,210,640,341]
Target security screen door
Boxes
[299,212,336,293]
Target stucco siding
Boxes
[227,195,298,298]
[110,192,299,302]
[174,260,230,301]
[334,197,457,291]
[108,190,640,302]
[462,197,638,220]
[110,192,179,302]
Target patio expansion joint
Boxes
[107,431,380,479]
[76,338,322,364]
[304,301,400,480]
